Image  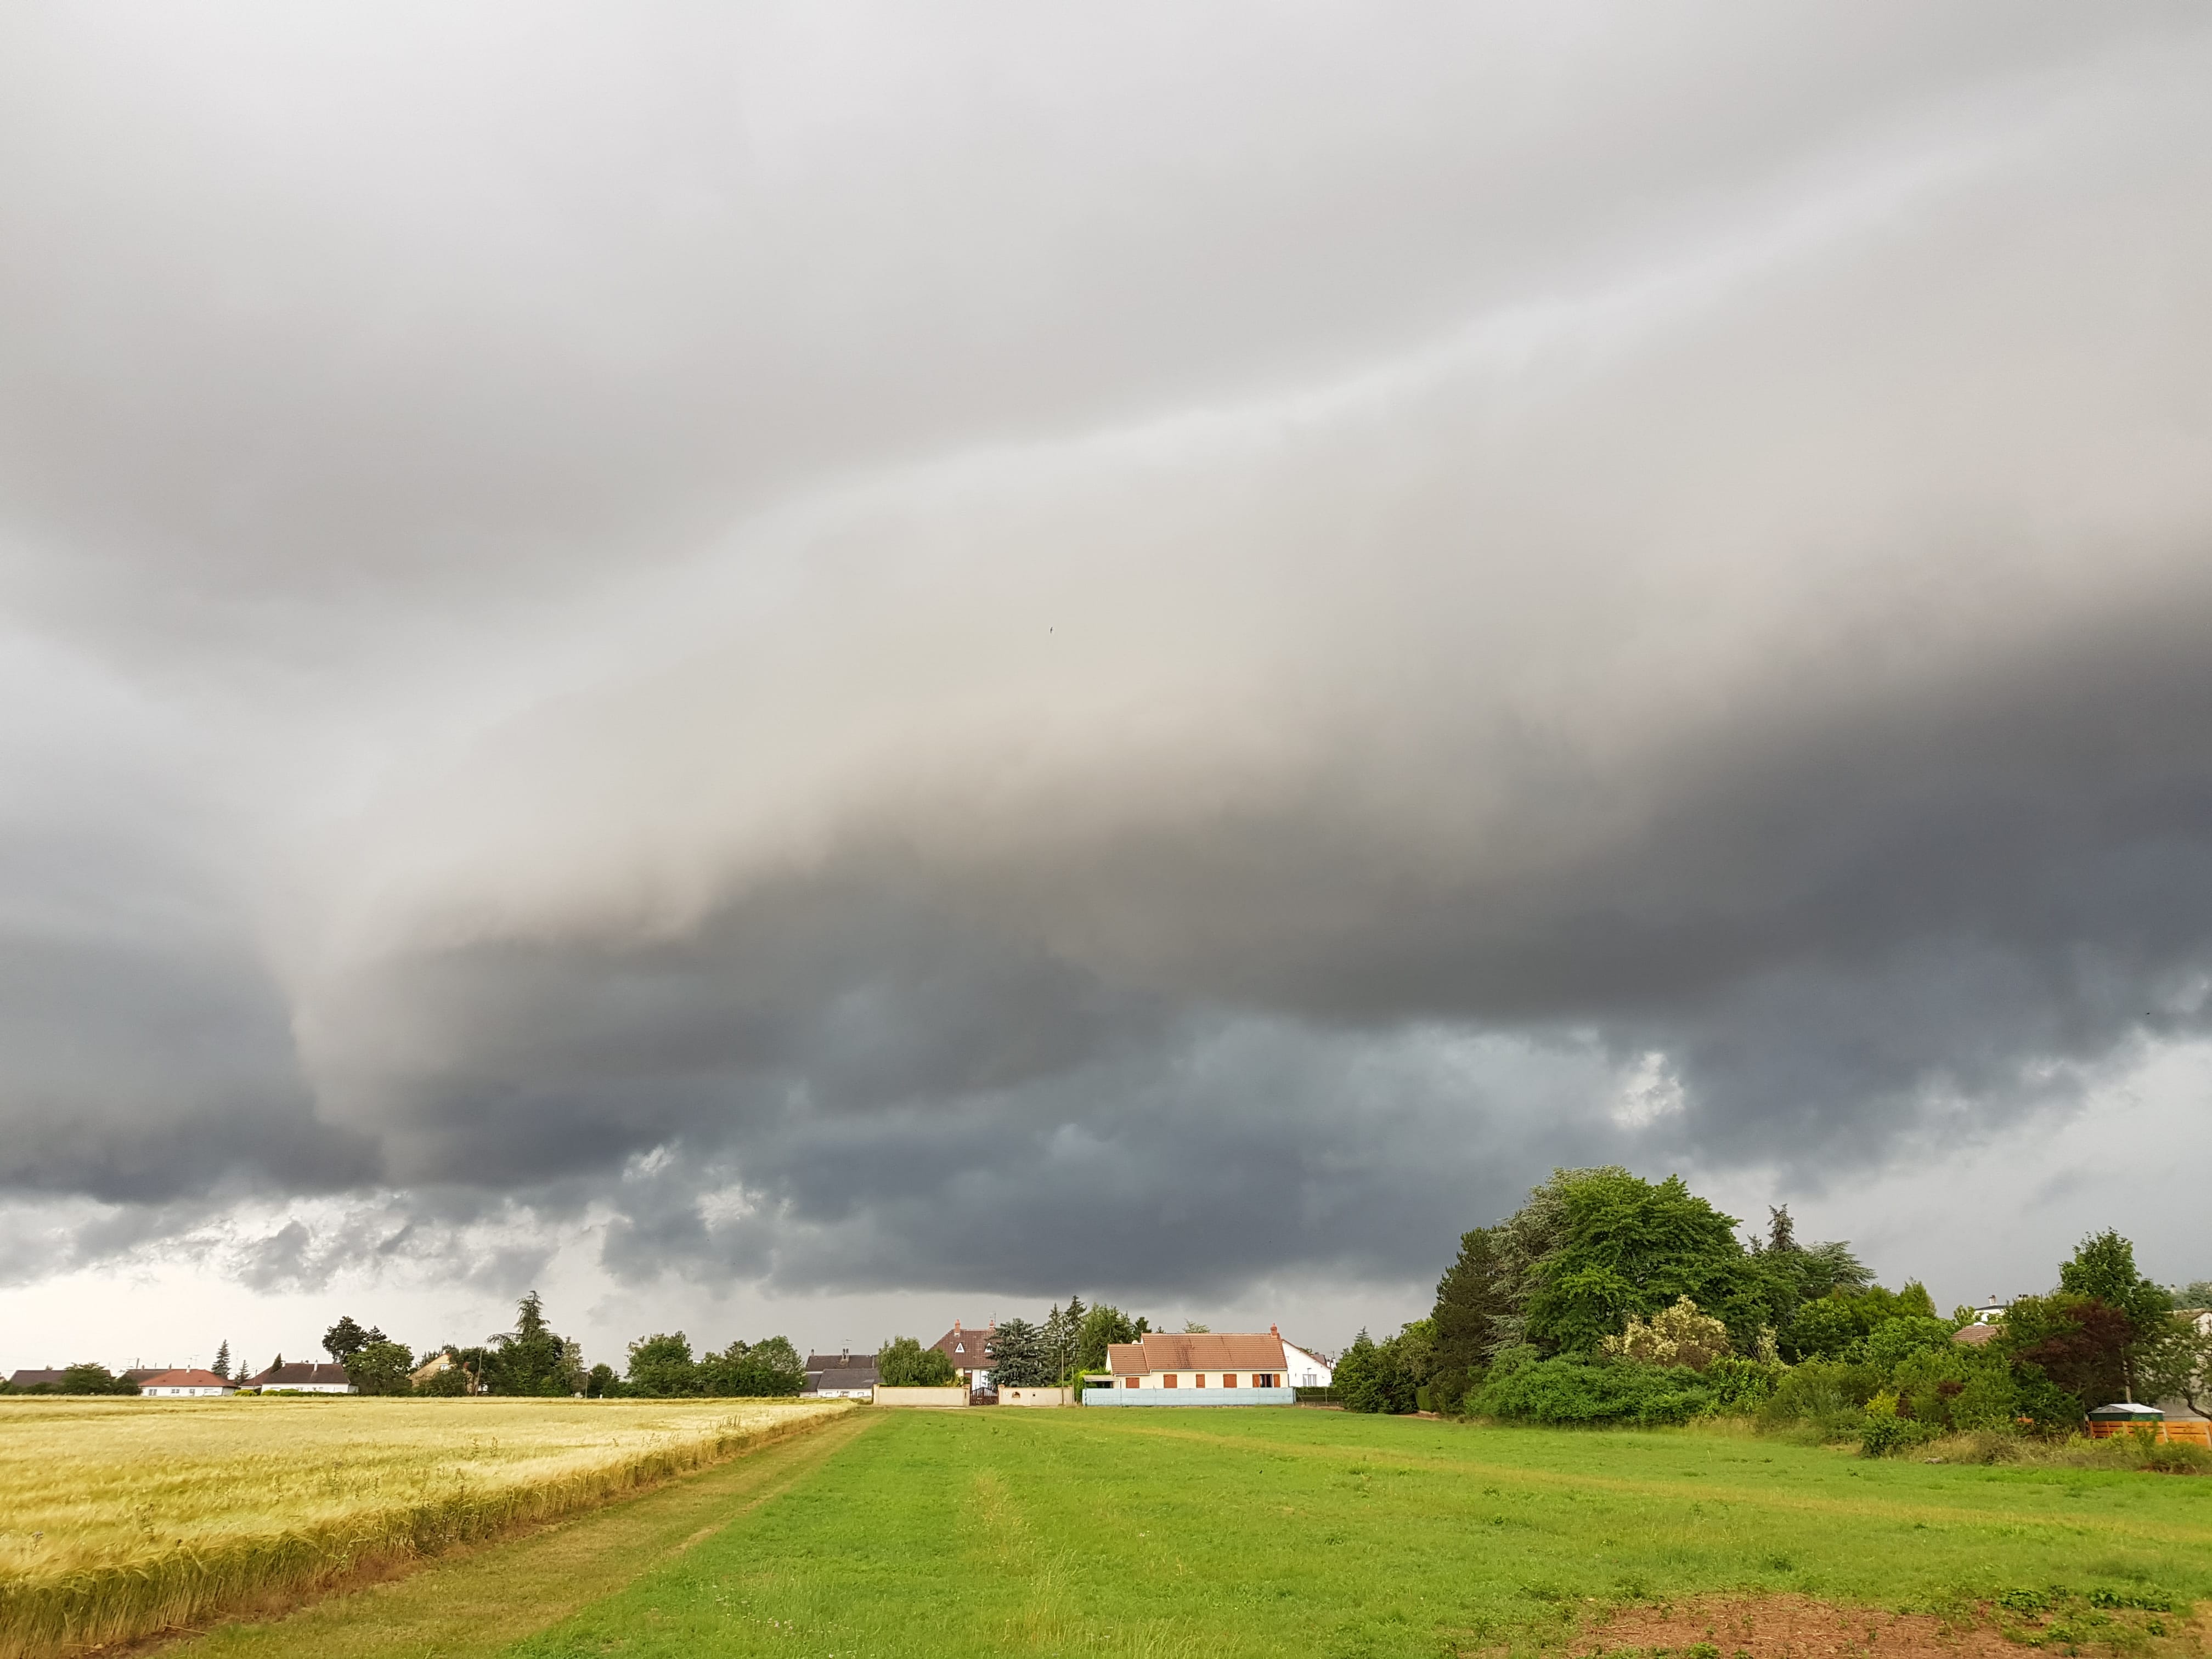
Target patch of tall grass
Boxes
[0,1396,847,1659]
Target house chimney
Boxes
[953,1319,961,1333]
[1270,1323,1279,1336]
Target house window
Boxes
[1163,1373,1178,1388]
[1222,1374,1237,1388]
[1194,1374,1207,1389]
[1124,1375,1138,1389]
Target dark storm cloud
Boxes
[2,2,2210,1297]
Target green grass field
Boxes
[144,1406,2211,1659]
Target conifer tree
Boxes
[211,1340,230,1380]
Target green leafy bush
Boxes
[1470,1357,1713,1426]
[1858,1394,1940,1457]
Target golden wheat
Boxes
[0,1395,848,1659]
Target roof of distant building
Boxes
[1108,1330,1288,1374]
[1952,1323,2002,1347]
[140,1369,234,1389]
[805,1351,867,1372]
[806,1366,879,1392]
[6,1369,65,1389]
[246,1361,353,1387]
[931,1322,995,1370]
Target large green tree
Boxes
[876,1336,957,1387]
[2058,1230,2175,1337]
[322,1315,384,1364]
[1521,1170,1775,1355]
[348,1340,415,1396]
[697,1336,806,1396]
[483,1292,580,1395]
[626,1332,701,1396]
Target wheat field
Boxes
[0,1395,848,1659]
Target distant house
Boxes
[245,1361,356,1393]
[807,1366,879,1400]
[139,1368,236,1397]
[123,1369,169,1387]
[1093,1327,1310,1404]
[6,1369,65,1391]
[410,1353,456,1386]
[930,1321,996,1391]
[1952,1323,2002,1348]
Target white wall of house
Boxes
[1280,1341,1333,1387]
[144,1386,233,1396]
[1119,1365,1288,1390]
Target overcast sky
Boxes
[3,2,2209,1374]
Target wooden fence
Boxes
[2086,1418,2211,1447]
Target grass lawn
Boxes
[492,1408,2212,1659]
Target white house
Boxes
[138,1368,236,1397]
[806,1365,879,1400]
[245,1361,357,1393]
[1093,1327,1308,1404]
[1280,1336,1333,1388]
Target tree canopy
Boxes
[877,1336,957,1387]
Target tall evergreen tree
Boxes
[211,1340,231,1380]
[987,1317,1053,1387]
[1074,1304,1139,1373]
[1429,1226,1510,1408]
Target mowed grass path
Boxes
[494,1409,2212,1659]
[158,1408,874,1659]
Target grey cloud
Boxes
[3,2,2211,1305]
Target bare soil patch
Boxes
[1574,1594,2205,1659]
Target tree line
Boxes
[1329,1165,2212,1447]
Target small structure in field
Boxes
[245,1361,357,1393]
[138,1368,237,1397]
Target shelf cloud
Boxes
[2,2,2209,1308]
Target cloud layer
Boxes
[3,2,2209,1308]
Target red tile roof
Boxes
[139,1369,234,1389]
[1952,1323,2001,1347]
[931,1323,995,1374]
[1107,1333,1286,1374]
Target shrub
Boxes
[1602,1296,1731,1371]
[1702,1354,1785,1411]
[1470,1357,1713,1426]
[1858,1393,1940,1457]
